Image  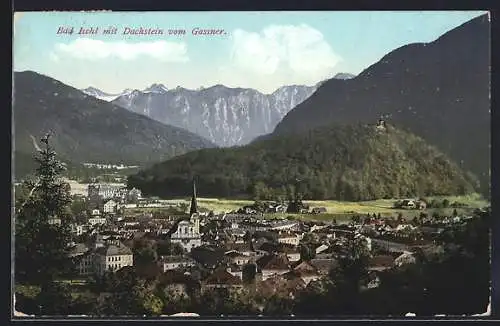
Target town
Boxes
[13,11,491,318]
[14,167,490,316]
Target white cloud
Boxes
[223,24,341,90]
[49,52,60,62]
[50,38,188,62]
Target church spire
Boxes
[189,177,198,215]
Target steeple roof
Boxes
[190,178,198,215]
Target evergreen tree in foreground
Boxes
[15,133,74,285]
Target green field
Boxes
[133,193,488,222]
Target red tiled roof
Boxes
[159,270,197,285]
[293,261,319,276]
[256,254,290,271]
[203,267,242,286]
[259,275,306,296]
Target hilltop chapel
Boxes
[169,179,202,253]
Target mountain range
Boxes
[82,73,355,147]
[273,14,490,195]
[13,71,215,177]
[82,82,170,102]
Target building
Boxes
[87,183,125,200]
[289,261,320,285]
[89,216,107,226]
[376,118,387,131]
[256,254,291,281]
[277,232,302,246]
[161,255,197,271]
[171,218,202,253]
[103,199,118,214]
[95,241,134,275]
[76,240,133,276]
[281,245,301,262]
[311,207,327,214]
[127,188,142,202]
[170,179,202,253]
[271,221,299,231]
[226,265,243,280]
[258,274,306,299]
[48,217,62,225]
[224,251,252,266]
[202,267,243,292]
[401,199,417,209]
[71,224,87,236]
[394,251,417,267]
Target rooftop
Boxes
[256,254,290,271]
[95,242,132,256]
[203,267,242,286]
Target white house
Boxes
[170,214,202,253]
[161,255,197,271]
[394,251,416,267]
[71,224,87,236]
[225,251,252,266]
[88,216,107,226]
[48,217,62,225]
[94,241,134,275]
[315,244,329,254]
[103,200,118,214]
[286,252,301,262]
[271,221,298,231]
[87,183,124,200]
[77,241,133,276]
[277,233,302,246]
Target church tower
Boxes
[189,178,200,234]
[190,178,198,215]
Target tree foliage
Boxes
[129,124,478,201]
[15,135,74,285]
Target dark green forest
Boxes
[128,123,479,201]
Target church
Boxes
[170,179,202,253]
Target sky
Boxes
[13,11,487,94]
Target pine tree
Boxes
[15,133,74,285]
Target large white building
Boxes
[103,199,118,214]
[161,255,197,271]
[87,183,125,200]
[77,239,133,276]
[277,232,303,246]
[170,215,202,253]
[170,179,203,253]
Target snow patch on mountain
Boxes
[81,87,134,102]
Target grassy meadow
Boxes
[127,193,488,222]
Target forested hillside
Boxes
[128,123,478,201]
